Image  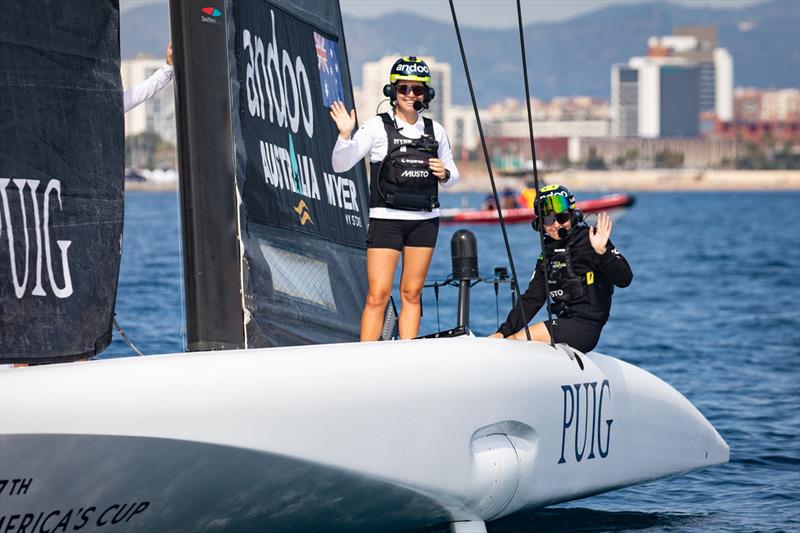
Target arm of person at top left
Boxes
[590,213,633,287]
[429,125,460,188]
[123,42,173,113]
[331,106,378,173]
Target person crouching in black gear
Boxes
[489,184,632,353]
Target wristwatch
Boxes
[440,169,451,183]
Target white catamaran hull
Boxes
[0,336,728,532]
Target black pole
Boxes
[169,0,244,351]
[448,0,530,340]
[457,280,470,328]
[516,0,555,347]
[451,230,479,330]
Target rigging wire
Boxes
[175,183,187,351]
[433,282,441,331]
[516,0,555,347]
[113,317,145,356]
[448,0,530,340]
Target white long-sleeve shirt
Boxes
[331,110,460,220]
[123,64,174,113]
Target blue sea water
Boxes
[108,190,800,532]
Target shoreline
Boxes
[125,169,800,193]
[448,166,800,192]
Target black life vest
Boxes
[369,113,440,212]
[543,227,607,322]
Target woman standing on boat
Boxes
[330,56,460,341]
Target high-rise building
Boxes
[611,64,638,136]
[714,48,734,121]
[647,27,733,121]
[612,57,700,138]
[355,55,451,129]
[634,57,700,138]
[612,26,733,138]
[121,56,175,144]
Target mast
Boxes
[169,0,245,351]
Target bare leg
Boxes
[509,321,551,343]
[360,248,402,341]
[398,246,435,339]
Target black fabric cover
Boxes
[229,0,369,346]
[0,1,124,362]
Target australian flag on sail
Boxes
[314,32,344,107]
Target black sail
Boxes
[0,1,124,363]
[170,0,368,349]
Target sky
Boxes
[337,0,764,28]
[120,0,765,28]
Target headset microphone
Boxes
[558,228,569,239]
[413,101,424,111]
[375,98,391,115]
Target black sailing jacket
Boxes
[497,225,633,337]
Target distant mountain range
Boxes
[121,1,799,103]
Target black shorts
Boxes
[366,218,439,251]
[544,317,604,353]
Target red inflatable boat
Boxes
[440,193,636,225]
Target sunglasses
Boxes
[396,84,425,97]
[542,211,571,226]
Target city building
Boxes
[612,56,700,138]
[711,88,800,143]
[648,27,733,121]
[467,97,612,168]
[121,56,175,144]
[445,105,481,161]
[756,88,800,121]
[485,96,609,122]
[612,26,734,139]
[355,55,452,130]
[571,137,738,168]
[731,87,800,122]
[487,118,610,139]
[610,64,638,137]
[712,120,800,143]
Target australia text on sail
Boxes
[0,178,73,299]
[242,10,360,224]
